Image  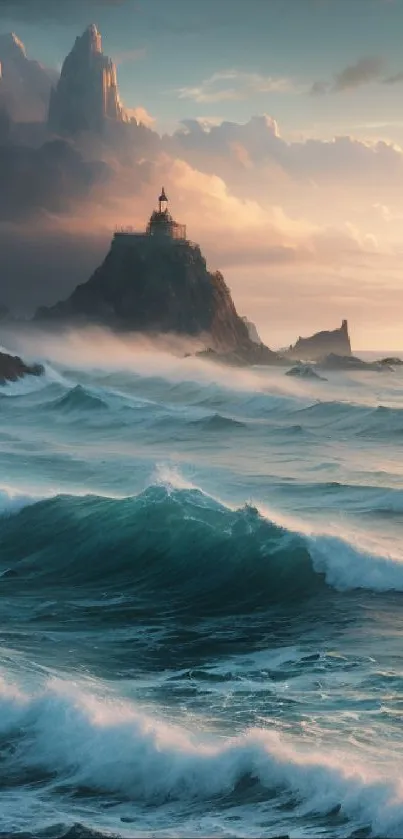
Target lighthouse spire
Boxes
[158,187,168,213]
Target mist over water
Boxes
[1,328,403,838]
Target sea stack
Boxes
[35,189,281,364]
[48,24,126,135]
[285,320,352,361]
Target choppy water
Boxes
[1,331,403,838]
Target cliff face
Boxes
[48,24,126,135]
[286,320,352,361]
[35,234,278,360]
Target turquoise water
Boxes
[0,333,403,838]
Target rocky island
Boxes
[36,189,283,366]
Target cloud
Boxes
[153,156,380,274]
[0,138,111,222]
[175,70,297,104]
[126,106,156,128]
[312,56,385,95]
[0,33,58,122]
[170,115,403,198]
[334,56,385,91]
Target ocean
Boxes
[0,331,403,839]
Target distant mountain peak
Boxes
[48,23,126,135]
[77,23,102,56]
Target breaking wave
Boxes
[0,483,402,605]
[0,677,403,837]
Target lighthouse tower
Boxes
[146,188,187,240]
[114,188,187,245]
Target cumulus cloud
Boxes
[0,33,58,121]
[170,114,403,194]
[126,106,156,129]
[144,156,381,275]
[175,70,297,103]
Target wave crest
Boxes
[0,677,402,836]
[0,483,402,604]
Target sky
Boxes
[1,0,403,349]
[4,0,403,140]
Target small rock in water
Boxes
[286,363,326,380]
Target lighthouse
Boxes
[147,188,187,240]
[114,189,187,244]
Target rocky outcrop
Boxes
[286,363,326,380]
[377,357,403,366]
[48,24,126,135]
[35,232,284,364]
[196,344,283,367]
[317,353,388,372]
[286,320,351,361]
[0,350,43,384]
[0,33,57,122]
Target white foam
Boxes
[152,463,199,492]
[0,676,403,836]
[306,530,403,592]
[149,469,403,593]
[249,498,403,592]
[0,486,46,516]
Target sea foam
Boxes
[0,677,402,836]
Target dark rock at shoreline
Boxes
[285,320,351,361]
[286,363,327,380]
[377,356,403,366]
[195,343,285,367]
[0,350,44,384]
[317,353,389,372]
